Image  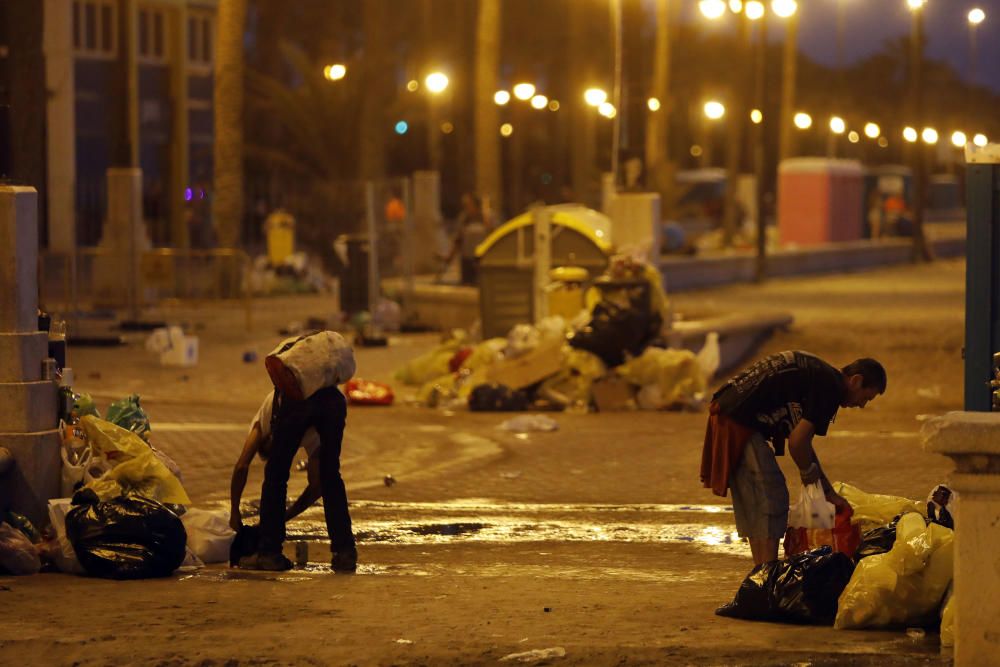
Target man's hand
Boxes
[826,491,851,514]
[799,462,821,485]
[229,510,242,532]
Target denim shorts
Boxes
[729,432,789,539]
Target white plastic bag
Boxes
[180,509,236,564]
[695,332,721,383]
[60,443,92,497]
[497,415,559,433]
[788,482,835,530]
[266,331,356,400]
[46,498,85,574]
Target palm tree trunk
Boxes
[212,0,248,248]
[474,0,501,214]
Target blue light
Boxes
[184,188,193,202]
[395,121,409,135]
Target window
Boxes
[73,0,117,58]
[187,9,214,68]
[138,5,168,63]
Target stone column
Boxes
[412,170,445,273]
[95,167,150,311]
[608,192,662,266]
[922,411,1000,667]
[0,185,60,526]
[43,0,76,255]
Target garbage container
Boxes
[264,210,296,266]
[547,266,589,321]
[336,234,370,316]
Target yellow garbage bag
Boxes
[79,416,190,505]
[461,338,507,372]
[835,482,926,530]
[940,588,955,647]
[615,347,704,408]
[538,347,607,407]
[394,334,467,386]
[834,512,953,630]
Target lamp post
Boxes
[748,0,768,281]
[968,8,985,85]
[907,0,933,261]
[424,71,449,172]
[773,0,798,162]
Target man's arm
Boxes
[230,424,262,530]
[787,419,850,511]
[285,455,322,521]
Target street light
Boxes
[729,0,744,12]
[745,0,765,20]
[830,116,846,134]
[425,72,449,94]
[968,8,986,85]
[323,64,346,81]
[647,97,661,112]
[793,111,812,129]
[969,7,986,24]
[973,133,988,147]
[704,100,726,120]
[512,83,535,101]
[903,126,918,142]
[951,131,967,148]
[530,94,548,110]
[598,102,617,119]
[771,0,797,18]
[699,0,727,19]
[500,123,513,137]
[750,108,763,124]
[548,100,560,111]
[922,127,939,144]
[494,90,511,106]
[906,0,925,9]
[848,131,860,143]
[584,88,608,107]
[406,79,419,92]
[864,122,880,139]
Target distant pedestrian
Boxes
[700,352,886,565]
[441,193,488,285]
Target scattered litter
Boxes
[181,509,236,564]
[916,385,942,399]
[906,628,926,639]
[500,647,566,663]
[242,351,258,363]
[497,415,559,433]
[394,639,413,645]
[384,474,396,487]
[345,379,394,406]
[543,607,552,612]
[105,394,152,441]
[0,522,41,575]
[499,471,522,480]
[146,326,199,367]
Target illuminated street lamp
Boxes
[323,64,347,81]
[848,131,860,143]
[512,83,536,101]
[750,109,763,124]
[729,0,744,12]
[864,122,880,139]
[745,0,765,20]
[951,131,968,148]
[584,88,608,107]
[425,72,449,94]
[494,90,510,106]
[699,0,727,19]
[973,133,988,147]
[406,79,419,92]
[647,97,661,112]
[704,100,726,120]
[968,8,986,84]
[829,116,846,134]
[903,126,919,142]
[548,100,560,111]
[530,94,548,110]
[500,123,513,137]
[969,7,986,24]
[598,102,617,119]
[793,111,812,129]
[906,0,925,9]
[878,137,889,148]
[922,127,939,145]
[771,0,797,18]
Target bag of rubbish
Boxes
[65,495,187,579]
[695,332,721,383]
[180,509,236,564]
[783,484,861,558]
[468,383,530,412]
[940,588,955,647]
[45,498,85,574]
[615,347,706,408]
[79,416,190,505]
[460,338,508,372]
[395,333,467,385]
[265,330,356,401]
[716,546,856,625]
[498,414,559,433]
[569,301,657,368]
[834,512,954,630]
[505,323,541,358]
[835,482,925,531]
[3,511,41,544]
[344,378,395,406]
[229,523,261,567]
[0,521,41,575]
[105,395,152,441]
[854,518,900,561]
[73,393,101,420]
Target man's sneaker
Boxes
[331,547,358,573]
[238,552,293,571]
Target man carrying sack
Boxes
[700,351,886,566]
[234,331,358,572]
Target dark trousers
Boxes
[258,386,355,554]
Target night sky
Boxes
[677,0,1000,93]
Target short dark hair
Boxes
[842,358,887,394]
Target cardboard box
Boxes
[485,338,564,389]
[590,375,635,412]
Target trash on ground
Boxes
[500,647,566,662]
[835,482,926,531]
[105,394,152,441]
[42,498,85,574]
[383,474,396,487]
[345,379,394,406]
[180,508,236,564]
[65,495,187,580]
[498,415,559,433]
[783,482,860,558]
[468,384,530,412]
[146,326,199,367]
[247,251,332,295]
[716,546,855,625]
[0,521,42,575]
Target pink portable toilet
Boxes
[778,158,864,245]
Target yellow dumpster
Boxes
[264,210,296,266]
[547,266,589,321]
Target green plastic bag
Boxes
[105,395,152,441]
[73,393,101,420]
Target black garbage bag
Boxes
[229,523,261,567]
[65,495,187,580]
[569,301,661,368]
[855,514,904,561]
[716,546,856,625]
[468,383,530,412]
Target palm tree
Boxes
[474,0,502,214]
[212,0,248,248]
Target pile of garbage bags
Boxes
[246,252,331,295]
[0,393,236,580]
[395,256,719,413]
[716,483,956,645]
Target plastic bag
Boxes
[3,511,40,543]
[695,332,721,383]
[79,416,190,505]
[65,495,187,580]
[0,522,41,575]
[834,512,954,629]
[615,347,705,408]
[789,482,835,530]
[505,324,541,358]
[537,347,606,408]
[344,379,395,406]
[569,301,657,368]
[105,395,152,441]
[395,335,466,385]
[835,482,925,531]
[180,509,236,564]
[716,546,856,625]
[498,415,559,433]
[46,498,85,574]
[785,507,861,558]
[73,393,101,420]
[468,384,530,412]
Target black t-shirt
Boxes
[713,351,845,443]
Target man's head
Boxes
[841,358,887,408]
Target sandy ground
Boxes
[0,259,967,666]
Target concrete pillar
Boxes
[412,170,445,273]
[608,191,662,266]
[0,185,60,527]
[169,3,190,249]
[43,0,76,254]
[95,167,150,310]
[922,411,1000,667]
